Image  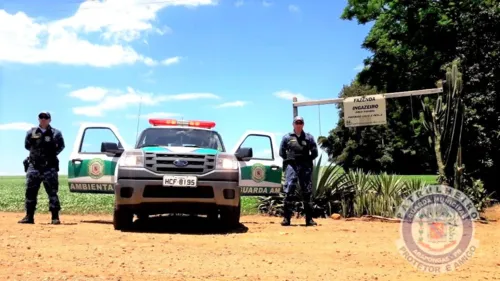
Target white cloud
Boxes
[157,93,220,101]
[262,1,273,7]
[354,64,364,71]
[215,101,248,108]
[288,4,300,13]
[126,112,181,120]
[57,83,72,89]
[273,90,309,101]
[142,70,155,83]
[0,122,35,131]
[69,86,220,117]
[235,0,244,7]
[161,56,182,66]
[68,86,109,101]
[0,0,217,67]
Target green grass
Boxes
[0,175,260,215]
[318,166,438,184]
[0,173,435,216]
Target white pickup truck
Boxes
[67,119,284,229]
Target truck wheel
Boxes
[207,209,219,223]
[113,208,133,230]
[220,199,241,228]
[137,212,149,221]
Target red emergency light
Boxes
[148,119,216,129]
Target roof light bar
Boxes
[148,119,216,129]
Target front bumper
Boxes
[115,167,240,214]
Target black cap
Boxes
[293,116,304,123]
[38,111,51,119]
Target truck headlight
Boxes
[216,154,238,170]
[119,151,144,167]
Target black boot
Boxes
[281,200,292,226]
[305,217,317,226]
[51,211,61,225]
[281,217,291,226]
[304,201,317,226]
[18,212,34,224]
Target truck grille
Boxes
[144,153,216,174]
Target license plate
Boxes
[163,175,197,187]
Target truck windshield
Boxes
[136,128,225,151]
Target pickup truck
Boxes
[67,119,284,230]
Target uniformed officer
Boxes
[279,116,318,226]
[18,112,65,224]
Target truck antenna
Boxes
[135,95,143,141]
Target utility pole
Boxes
[292,87,443,118]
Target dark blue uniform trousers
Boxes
[25,166,61,214]
[283,164,313,218]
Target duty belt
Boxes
[30,157,49,168]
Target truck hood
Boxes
[140,146,220,154]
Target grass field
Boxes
[0,174,437,215]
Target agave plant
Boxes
[401,178,428,197]
[369,173,405,217]
[258,154,354,218]
[347,169,376,216]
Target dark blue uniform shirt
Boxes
[25,126,65,169]
[279,131,318,166]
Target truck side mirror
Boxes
[235,147,253,161]
[101,142,124,156]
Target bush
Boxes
[258,158,493,219]
[258,155,354,218]
[347,170,425,217]
[258,162,428,219]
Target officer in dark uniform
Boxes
[18,112,65,224]
[279,116,319,226]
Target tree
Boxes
[336,0,500,197]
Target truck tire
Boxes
[207,209,219,223]
[113,208,134,230]
[136,212,149,221]
[219,199,241,228]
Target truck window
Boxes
[80,127,122,153]
[238,134,274,160]
[136,128,225,151]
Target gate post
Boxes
[292,97,298,118]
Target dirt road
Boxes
[1,206,499,281]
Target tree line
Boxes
[318,0,499,199]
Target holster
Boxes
[23,157,29,172]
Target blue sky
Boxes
[0,0,372,175]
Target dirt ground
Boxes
[1,206,499,281]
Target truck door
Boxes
[232,131,282,196]
[68,123,129,194]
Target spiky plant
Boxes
[420,59,465,186]
[257,154,354,218]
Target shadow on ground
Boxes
[81,215,249,235]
